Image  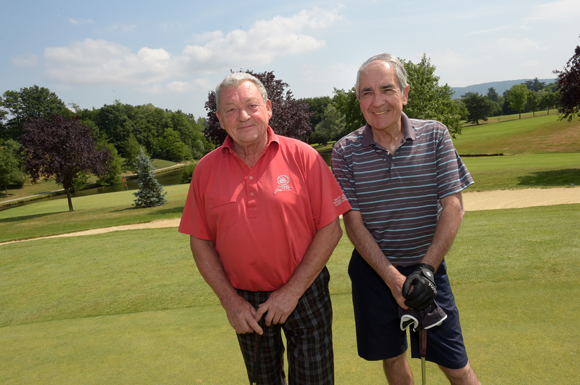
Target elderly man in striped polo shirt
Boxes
[332,53,480,385]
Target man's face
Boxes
[216,81,272,148]
[357,61,410,133]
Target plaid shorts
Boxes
[236,267,334,385]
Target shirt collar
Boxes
[362,112,416,147]
[221,126,279,155]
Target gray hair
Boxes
[215,72,268,112]
[355,53,408,97]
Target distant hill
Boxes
[451,79,556,99]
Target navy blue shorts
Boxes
[349,249,469,369]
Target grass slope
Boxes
[453,114,580,155]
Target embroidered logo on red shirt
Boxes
[334,194,347,206]
[274,175,292,194]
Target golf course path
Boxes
[1,187,579,246]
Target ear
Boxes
[216,111,224,129]
[266,99,273,119]
[402,85,410,106]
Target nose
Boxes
[238,108,251,121]
[371,92,385,107]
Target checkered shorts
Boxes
[236,267,334,385]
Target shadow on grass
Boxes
[0,212,61,223]
[148,206,185,216]
[517,169,580,187]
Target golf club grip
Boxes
[420,329,427,356]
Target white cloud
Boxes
[10,54,39,67]
[138,79,213,94]
[521,60,540,69]
[181,7,342,72]
[467,25,512,36]
[527,0,580,23]
[45,39,180,85]
[110,23,137,32]
[497,37,542,53]
[44,8,341,86]
[69,18,94,25]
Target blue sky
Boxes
[2,0,579,119]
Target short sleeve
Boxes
[306,149,351,229]
[435,127,474,199]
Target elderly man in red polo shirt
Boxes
[179,72,351,384]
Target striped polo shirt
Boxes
[331,113,474,266]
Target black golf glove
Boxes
[402,264,437,311]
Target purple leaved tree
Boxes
[203,70,312,146]
[554,38,580,122]
[19,115,112,211]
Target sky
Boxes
[1,0,579,120]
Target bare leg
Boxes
[382,353,413,385]
[438,361,480,385]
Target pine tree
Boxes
[132,148,167,208]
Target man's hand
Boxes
[255,286,300,327]
[223,294,264,335]
[402,264,437,310]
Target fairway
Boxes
[1,205,580,384]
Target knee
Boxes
[438,361,479,385]
[383,352,407,372]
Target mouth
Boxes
[373,110,389,115]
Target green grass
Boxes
[0,185,190,243]
[1,205,580,384]
[453,114,580,155]
[0,159,180,203]
[463,153,580,191]
[1,111,580,383]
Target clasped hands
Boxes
[225,287,300,335]
[402,263,437,311]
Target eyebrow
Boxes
[361,83,398,93]
[380,84,398,90]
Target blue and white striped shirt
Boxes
[332,113,474,266]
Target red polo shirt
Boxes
[179,127,351,291]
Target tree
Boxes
[96,142,123,186]
[487,87,499,102]
[527,90,541,117]
[310,104,346,146]
[554,39,580,121]
[401,54,462,136]
[161,128,192,162]
[303,96,333,139]
[123,133,141,171]
[204,70,312,146]
[525,77,547,92]
[18,116,112,211]
[461,92,495,125]
[507,84,529,119]
[0,139,24,196]
[540,91,560,115]
[132,147,167,208]
[95,101,135,155]
[0,85,69,141]
[332,87,366,133]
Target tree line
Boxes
[1,38,579,204]
[0,87,214,208]
[458,79,560,125]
